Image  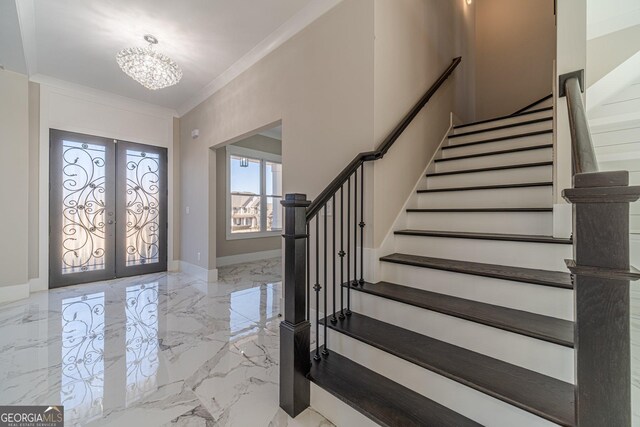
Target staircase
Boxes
[308,98,581,427]
[279,63,639,427]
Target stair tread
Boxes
[407,207,552,212]
[380,250,572,289]
[417,182,553,193]
[427,161,553,177]
[435,143,553,162]
[449,117,553,139]
[454,106,553,130]
[322,313,575,426]
[308,347,481,427]
[395,229,572,245]
[348,277,574,346]
[442,130,552,150]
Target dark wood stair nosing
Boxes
[321,312,576,426]
[343,280,574,347]
[380,253,573,290]
[308,346,482,427]
[449,117,553,139]
[406,207,553,213]
[417,182,553,193]
[442,130,553,151]
[434,144,553,163]
[454,106,553,130]
[427,161,553,177]
[393,230,573,246]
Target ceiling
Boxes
[588,0,640,39]
[0,0,321,112]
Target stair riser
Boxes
[379,263,573,320]
[453,110,553,135]
[310,384,379,427]
[406,211,553,235]
[326,333,563,426]
[393,235,571,270]
[441,133,552,158]
[416,186,553,209]
[449,121,552,146]
[347,292,574,383]
[435,148,553,173]
[427,165,552,189]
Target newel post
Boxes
[279,193,311,418]
[563,171,640,427]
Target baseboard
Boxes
[179,261,219,283]
[216,249,282,267]
[28,277,47,293]
[168,260,180,272]
[0,282,30,304]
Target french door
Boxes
[49,129,167,288]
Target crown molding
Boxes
[30,73,178,118]
[176,0,343,117]
[14,0,37,76]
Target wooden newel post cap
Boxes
[281,193,311,208]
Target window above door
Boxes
[226,145,282,240]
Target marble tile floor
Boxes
[0,258,333,426]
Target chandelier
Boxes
[116,35,182,90]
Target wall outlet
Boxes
[186,206,190,215]
[197,252,201,261]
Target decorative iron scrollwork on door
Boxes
[124,150,161,267]
[61,141,107,274]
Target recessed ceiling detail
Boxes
[116,34,182,90]
[1,0,342,113]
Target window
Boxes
[226,146,282,239]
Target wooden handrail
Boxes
[305,56,462,221]
[561,72,599,174]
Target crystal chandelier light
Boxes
[116,35,182,90]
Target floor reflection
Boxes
[125,283,159,406]
[230,283,278,341]
[61,292,105,422]
[0,258,332,426]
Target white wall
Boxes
[371,0,463,246]
[30,77,177,293]
[475,0,556,120]
[178,0,473,272]
[0,70,30,302]
[179,0,376,273]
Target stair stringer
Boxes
[363,118,454,283]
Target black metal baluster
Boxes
[313,217,321,361]
[331,194,337,324]
[359,163,365,285]
[339,186,345,320]
[322,205,329,356]
[346,177,352,315]
[306,222,310,321]
[353,167,358,287]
